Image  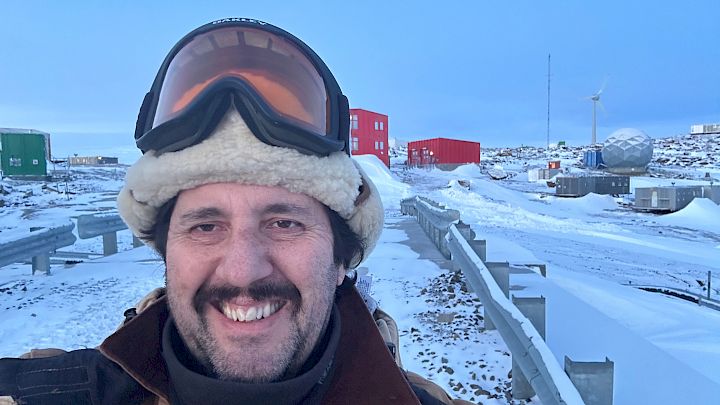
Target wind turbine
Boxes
[586,79,607,145]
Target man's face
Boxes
[165,183,344,383]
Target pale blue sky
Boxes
[1,1,718,148]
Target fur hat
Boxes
[117,110,384,266]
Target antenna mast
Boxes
[546,53,551,149]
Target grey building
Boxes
[69,156,119,165]
[556,175,630,197]
[634,186,703,212]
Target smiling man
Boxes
[165,184,343,385]
[0,18,470,405]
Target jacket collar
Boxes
[322,287,421,404]
[99,287,420,404]
[99,293,171,401]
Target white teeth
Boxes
[222,302,281,323]
[223,303,233,320]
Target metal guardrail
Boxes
[402,196,615,405]
[447,224,585,405]
[0,222,77,275]
[401,196,459,258]
[77,213,128,239]
[0,214,143,274]
[77,213,142,255]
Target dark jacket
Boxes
[1,288,470,404]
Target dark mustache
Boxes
[194,280,301,312]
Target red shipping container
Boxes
[548,160,561,169]
[407,138,481,166]
[349,108,389,167]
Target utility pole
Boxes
[547,53,551,149]
[591,96,598,145]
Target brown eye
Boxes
[274,220,299,229]
[195,224,217,232]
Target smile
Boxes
[221,301,284,322]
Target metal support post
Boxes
[564,357,614,405]
[511,296,547,400]
[30,227,51,275]
[470,240,486,262]
[102,232,118,256]
[485,262,510,297]
[483,262,509,330]
[31,253,51,275]
[709,271,712,300]
[454,221,475,241]
[438,230,451,259]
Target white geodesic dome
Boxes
[602,128,653,171]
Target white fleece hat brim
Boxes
[117,110,384,266]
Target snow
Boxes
[353,154,410,210]
[448,225,585,404]
[2,134,720,404]
[654,197,720,234]
[367,218,514,402]
[517,270,720,403]
[0,219,74,245]
[0,248,165,353]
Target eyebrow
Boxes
[177,207,225,224]
[176,203,314,224]
[264,203,314,217]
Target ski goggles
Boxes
[134,18,350,156]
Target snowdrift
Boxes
[352,154,410,210]
[551,193,619,215]
[449,163,483,178]
[655,198,720,234]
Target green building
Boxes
[0,128,51,178]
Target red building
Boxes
[349,108,389,167]
[407,138,481,167]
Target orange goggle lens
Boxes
[152,26,328,135]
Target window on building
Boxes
[380,141,384,150]
[350,114,358,130]
[380,121,384,131]
[374,121,379,130]
[9,157,21,167]
[374,141,379,150]
[352,137,359,151]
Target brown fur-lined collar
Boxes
[98,288,420,404]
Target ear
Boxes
[336,266,346,287]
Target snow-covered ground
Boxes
[2,133,720,404]
[387,136,720,403]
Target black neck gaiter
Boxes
[161,306,340,405]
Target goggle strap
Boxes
[157,95,232,154]
[135,92,154,145]
[232,93,346,156]
[337,94,350,153]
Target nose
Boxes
[214,229,273,286]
